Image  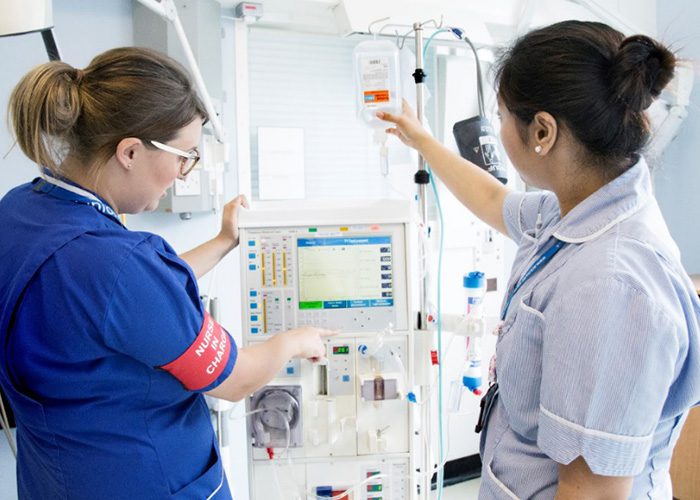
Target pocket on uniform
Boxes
[170,440,226,498]
[481,429,522,500]
[495,292,546,440]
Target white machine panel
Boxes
[241,201,417,500]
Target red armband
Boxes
[161,311,232,390]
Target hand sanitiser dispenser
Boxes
[353,39,402,175]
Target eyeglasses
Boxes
[149,140,200,178]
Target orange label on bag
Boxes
[364,90,390,103]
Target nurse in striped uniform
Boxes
[380,20,700,500]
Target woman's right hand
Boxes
[377,99,433,150]
[282,326,337,362]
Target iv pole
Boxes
[412,22,430,330]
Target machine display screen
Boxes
[297,236,393,310]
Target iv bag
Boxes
[353,39,402,128]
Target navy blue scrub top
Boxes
[0,178,238,499]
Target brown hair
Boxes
[494,21,676,173]
[8,47,208,174]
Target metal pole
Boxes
[40,28,61,61]
[412,22,430,330]
[411,21,432,499]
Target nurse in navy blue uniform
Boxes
[380,21,700,500]
[0,47,333,499]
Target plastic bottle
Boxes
[461,338,482,396]
[463,271,485,337]
[462,272,485,395]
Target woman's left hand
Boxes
[218,195,249,251]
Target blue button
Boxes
[250,303,258,309]
[248,264,256,270]
[251,327,259,334]
[342,375,350,382]
[249,290,258,297]
[251,315,258,321]
[286,367,295,375]
[248,240,255,246]
[248,253,256,259]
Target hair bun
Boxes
[610,34,675,112]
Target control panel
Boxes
[243,222,409,339]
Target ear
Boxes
[115,138,144,171]
[530,111,558,155]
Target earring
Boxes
[534,145,542,154]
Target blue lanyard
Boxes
[500,239,566,320]
[34,174,123,225]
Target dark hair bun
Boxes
[610,35,676,112]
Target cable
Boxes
[422,27,487,118]
[458,34,486,117]
[427,165,447,500]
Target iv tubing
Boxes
[428,164,447,500]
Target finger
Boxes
[239,194,250,209]
[376,110,399,124]
[319,329,340,337]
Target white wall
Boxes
[654,2,700,274]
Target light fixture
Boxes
[0,0,60,60]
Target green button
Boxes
[299,301,323,310]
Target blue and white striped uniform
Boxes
[480,158,700,499]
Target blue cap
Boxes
[463,271,485,289]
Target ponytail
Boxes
[9,62,83,173]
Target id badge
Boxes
[475,383,499,433]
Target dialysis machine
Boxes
[239,200,418,500]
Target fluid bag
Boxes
[353,39,402,127]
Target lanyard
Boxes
[500,238,565,320]
[35,174,122,225]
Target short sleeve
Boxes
[102,236,237,392]
[538,277,679,476]
[503,190,560,242]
